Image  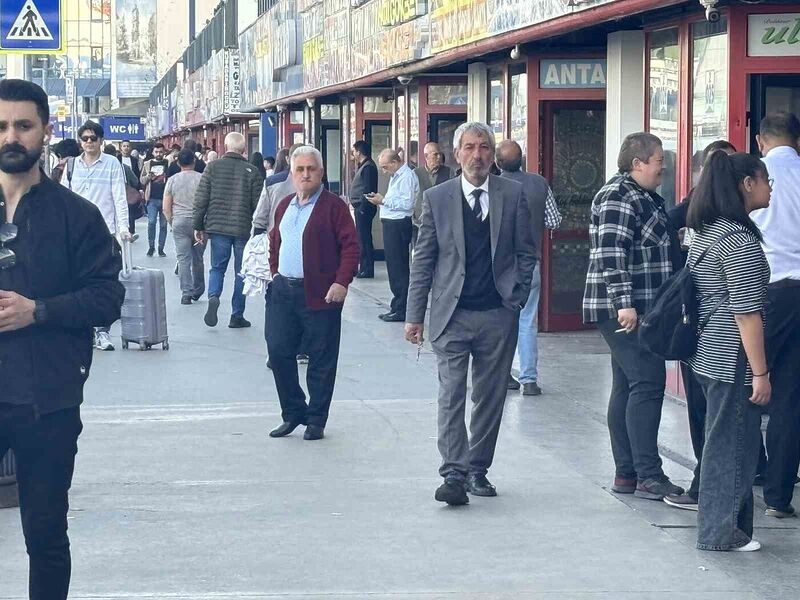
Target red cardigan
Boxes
[268,188,360,310]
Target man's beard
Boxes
[0,142,42,174]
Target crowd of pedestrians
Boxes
[1,77,799,599]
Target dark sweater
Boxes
[457,196,502,311]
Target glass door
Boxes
[429,114,466,171]
[541,101,606,332]
[364,120,392,257]
[750,74,800,153]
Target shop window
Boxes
[648,27,679,208]
[363,96,393,113]
[292,131,304,145]
[428,84,468,106]
[290,110,304,125]
[320,104,340,120]
[510,64,527,167]
[691,18,728,187]
[489,69,505,143]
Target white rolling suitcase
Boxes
[119,239,169,350]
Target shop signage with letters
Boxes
[748,14,800,57]
[430,0,488,54]
[378,0,426,28]
[539,59,607,89]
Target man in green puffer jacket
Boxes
[193,132,264,329]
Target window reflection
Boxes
[428,84,468,106]
[648,28,679,208]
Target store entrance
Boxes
[750,73,800,153]
[364,119,392,257]
[428,114,466,170]
[540,101,606,332]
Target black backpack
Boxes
[638,231,740,361]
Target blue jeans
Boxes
[146,198,167,250]
[208,233,248,318]
[517,264,541,383]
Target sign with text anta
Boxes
[99,117,146,141]
[748,14,800,57]
[0,0,62,52]
[539,59,607,89]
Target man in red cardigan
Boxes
[266,146,360,440]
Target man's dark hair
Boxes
[759,111,800,141]
[153,142,165,150]
[687,151,765,241]
[617,132,662,173]
[0,79,49,124]
[183,139,197,152]
[103,144,118,156]
[53,138,81,159]
[264,155,275,168]
[78,121,104,139]
[177,148,195,167]
[353,140,371,158]
[121,139,131,145]
[170,143,181,152]
[703,140,736,161]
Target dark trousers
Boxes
[763,282,800,510]
[265,275,342,428]
[695,369,762,551]
[382,217,412,317]
[681,361,707,499]
[597,319,666,480]
[353,201,376,276]
[0,405,82,600]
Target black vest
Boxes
[457,194,502,311]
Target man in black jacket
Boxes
[349,140,378,278]
[0,79,125,600]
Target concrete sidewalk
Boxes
[1,249,798,599]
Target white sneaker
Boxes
[732,540,761,552]
[95,331,115,351]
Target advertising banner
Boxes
[430,0,488,53]
[748,14,800,57]
[116,0,157,98]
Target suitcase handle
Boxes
[121,237,134,275]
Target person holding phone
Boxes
[349,141,378,278]
[140,142,170,257]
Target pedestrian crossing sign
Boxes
[0,0,62,53]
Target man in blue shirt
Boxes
[366,149,419,322]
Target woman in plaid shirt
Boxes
[583,132,683,501]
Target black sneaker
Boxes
[158,249,167,257]
[507,374,520,390]
[181,296,192,305]
[228,316,251,329]
[146,247,155,257]
[435,477,469,506]
[663,493,699,511]
[522,382,542,396]
[765,505,796,519]
[204,296,220,327]
[635,476,684,500]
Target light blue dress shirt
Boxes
[277,186,323,278]
[380,163,418,220]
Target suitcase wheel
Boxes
[162,340,169,351]
[121,340,129,350]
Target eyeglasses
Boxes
[0,223,18,270]
[80,135,99,143]
[768,178,775,187]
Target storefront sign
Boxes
[378,0,426,27]
[539,59,607,88]
[225,48,241,113]
[748,14,800,57]
[430,0,488,54]
[100,116,146,141]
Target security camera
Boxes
[510,45,521,61]
[699,0,720,23]
[397,75,413,86]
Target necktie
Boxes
[471,189,483,222]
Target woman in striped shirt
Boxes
[686,151,772,552]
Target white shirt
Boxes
[121,156,133,169]
[751,146,800,282]
[381,163,418,220]
[61,152,129,235]
[461,176,490,220]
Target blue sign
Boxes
[100,117,146,142]
[0,0,62,52]
[539,59,607,89]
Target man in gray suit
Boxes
[413,142,453,244]
[496,140,562,396]
[405,122,537,506]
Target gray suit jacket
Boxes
[413,164,453,227]
[407,175,538,342]
[500,169,549,259]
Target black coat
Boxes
[0,173,125,414]
[349,158,378,201]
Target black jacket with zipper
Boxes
[0,172,125,414]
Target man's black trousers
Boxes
[381,216,412,317]
[763,281,800,510]
[265,275,342,428]
[0,404,82,600]
[353,201,376,276]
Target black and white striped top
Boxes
[688,218,770,384]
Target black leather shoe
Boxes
[228,316,252,328]
[435,477,469,506]
[269,422,301,438]
[522,382,542,396]
[379,312,405,323]
[467,474,497,497]
[304,425,325,440]
[507,374,520,390]
[181,296,192,305]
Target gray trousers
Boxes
[172,216,206,298]
[431,306,519,480]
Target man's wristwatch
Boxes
[33,300,48,324]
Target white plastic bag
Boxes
[239,233,272,296]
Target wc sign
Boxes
[100,117,146,141]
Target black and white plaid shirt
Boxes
[582,172,673,323]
